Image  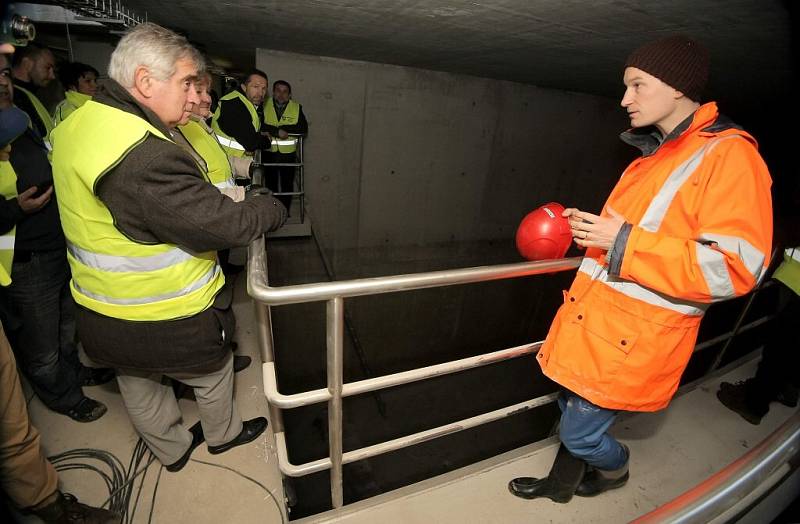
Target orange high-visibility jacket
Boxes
[537,102,773,412]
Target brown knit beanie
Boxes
[625,36,709,102]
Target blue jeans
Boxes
[558,390,628,471]
[2,249,85,412]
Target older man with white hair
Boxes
[50,23,287,472]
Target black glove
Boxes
[246,186,287,231]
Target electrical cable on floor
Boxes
[146,465,163,524]
[190,458,288,524]
[49,437,157,524]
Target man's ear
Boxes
[133,66,153,98]
[673,88,686,100]
[20,56,35,75]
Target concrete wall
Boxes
[256,49,632,277]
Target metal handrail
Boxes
[247,236,778,510]
[632,411,800,524]
[248,234,582,306]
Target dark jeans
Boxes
[265,151,296,213]
[558,390,627,471]
[2,249,85,412]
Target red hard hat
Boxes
[515,202,572,260]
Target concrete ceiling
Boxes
[59,1,797,101]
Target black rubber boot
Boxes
[575,444,630,497]
[508,444,586,503]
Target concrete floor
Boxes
[14,272,287,524]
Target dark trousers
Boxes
[1,249,85,412]
[265,151,296,213]
[751,280,800,404]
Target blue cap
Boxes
[0,107,29,148]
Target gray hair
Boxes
[108,23,204,88]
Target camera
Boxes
[1,5,36,47]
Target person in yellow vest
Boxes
[210,69,271,157]
[174,72,254,369]
[0,53,113,424]
[52,62,98,127]
[263,80,308,213]
[11,43,55,144]
[51,23,287,472]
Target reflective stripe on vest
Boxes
[210,90,260,158]
[0,161,17,286]
[214,134,246,151]
[15,84,53,150]
[178,120,236,191]
[636,135,767,300]
[51,101,224,321]
[264,99,300,153]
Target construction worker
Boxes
[211,69,271,157]
[11,43,55,146]
[53,62,99,126]
[509,35,773,503]
[50,23,286,472]
[263,80,308,212]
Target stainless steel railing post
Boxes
[327,297,345,508]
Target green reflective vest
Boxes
[773,247,800,296]
[14,83,53,150]
[264,98,300,153]
[178,119,235,190]
[51,100,225,321]
[0,161,17,286]
[210,90,260,158]
[53,90,92,127]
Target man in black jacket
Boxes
[211,69,271,155]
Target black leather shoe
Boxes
[233,355,251,373]
[575,469,629,497]
[62,397,107,423]
[82,367,116,387]
[208,417,268,455]
[165,422,205,473]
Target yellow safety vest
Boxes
[14,83,53,151]
[51,100,225,321]
[0,161,17,286]
[178,119,235,190]
[210,90,260,158]
[264,98,300,153]
[773,247,800,296]
[53,90,92,127]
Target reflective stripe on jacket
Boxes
[264,98,299,153]
[53,90,91,127]
[51,100,225,321]
[210,90,260,158]
[0,161,17,286]
[178,119,236,190]
[537,102,773,412]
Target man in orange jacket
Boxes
[509,36,773,503]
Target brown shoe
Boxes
[32,492,121,523]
